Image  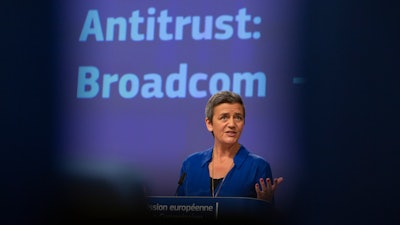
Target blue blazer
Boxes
[176,145,273,198]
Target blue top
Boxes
[176,145,273,198]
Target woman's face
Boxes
[206,103,245,145]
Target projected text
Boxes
[77,63,267,99]
[79,7,262,42]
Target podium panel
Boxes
[147,196,274,220]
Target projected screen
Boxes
[55,0,304,207]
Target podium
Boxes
[147,196,274,221]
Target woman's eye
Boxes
[234,116,243,121]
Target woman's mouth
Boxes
[225,131,237,137]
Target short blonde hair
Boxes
[205,91,245,123]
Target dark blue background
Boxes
[2,0,399,224]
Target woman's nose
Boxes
[227,117,235,126]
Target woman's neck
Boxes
[212,143,240,161]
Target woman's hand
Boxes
[255,177,284,202]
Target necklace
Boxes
[211,158,234,197]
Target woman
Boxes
[176,91,283,203]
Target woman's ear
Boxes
[205,118,213,132]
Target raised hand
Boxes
[255,177,284,202]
